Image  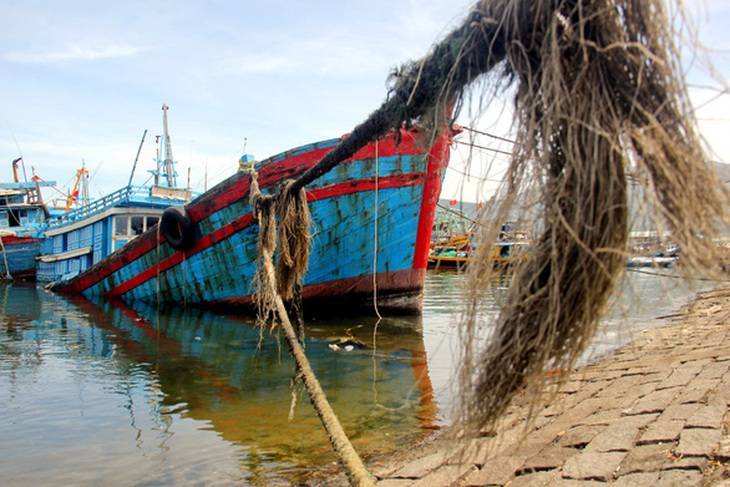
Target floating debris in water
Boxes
[327,338,367,352]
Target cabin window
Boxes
[131,216,145,236]
[112,213,160,251]
[114,216,128,236]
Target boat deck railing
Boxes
[47,185,151,227]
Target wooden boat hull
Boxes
[0,235,40,279]
[52,128,452,315]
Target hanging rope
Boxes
[371,140,383,319]
[248,173,375,486]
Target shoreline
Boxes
[315,286,730,486]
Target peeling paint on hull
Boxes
[54,128,452,315]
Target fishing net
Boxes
[446,0,730,435]
[248,0,728,450]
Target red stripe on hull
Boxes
[185,128,428,224]
[0,235,40,246]
[95,174,423,298]
[105,214,255,297]
[205,268,425,316]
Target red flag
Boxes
[449,199,457,206]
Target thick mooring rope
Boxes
[248,174,375,486]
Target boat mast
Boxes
[160,104,176,188]
[65,161,89,212]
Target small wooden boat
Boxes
[428,240,531,270]
[49,125,453,316]
[0,159,55,280]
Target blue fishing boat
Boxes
[49,125,453,315]
[0,158,55,280]
[36,105,194,283]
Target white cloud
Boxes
[6,43,151,64]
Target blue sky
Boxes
[0,1,728,206]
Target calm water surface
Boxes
[0,269,716,485]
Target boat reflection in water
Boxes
[0,282,437,486]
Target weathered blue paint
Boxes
[37,197,185,283]
[53,128,453,315]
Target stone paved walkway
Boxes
[321,287,730,486]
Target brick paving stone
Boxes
[390,451,447,479]
[675,428,723,457]
[463,456,526,486]
[579,408,625,426]
[657,362,703,390]
[655,469,704,486]
[658,403,701,421]
[474,426,529,460]
[610,471,661,486]
[697,360,729,380]
[714,374,730,405]
[508,470,561,487]
[519,444,578,473]
[560,379,595,394]
[616,443,671,475]
[410,463,474,487]
[682,348,724,362]
[630,387,681,414]
[619,381,667,402]
[377,480,414,487]
[510,427,568,460]
[637,419,684,445]
[662,455,708,471]
[716,438,730,460]
[537,399,605,436]
[561,451,627,480]
[675,379,721,404]
[686,403,727,429]
[456,438,499,465]
[594,375,646,400]
[558,424,606,448]
[580,369,626,381]
[543,397,604,420]
[585,414,659,453]
[633,371,673,386]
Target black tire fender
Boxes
[160,206,196,251]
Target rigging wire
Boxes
[453,138,514,157]
[459,125,517,145]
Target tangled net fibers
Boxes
[448,0,729,435]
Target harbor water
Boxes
[0,269,717,485]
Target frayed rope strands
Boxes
[248,172,375,486]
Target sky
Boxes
[0,0,728,207]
